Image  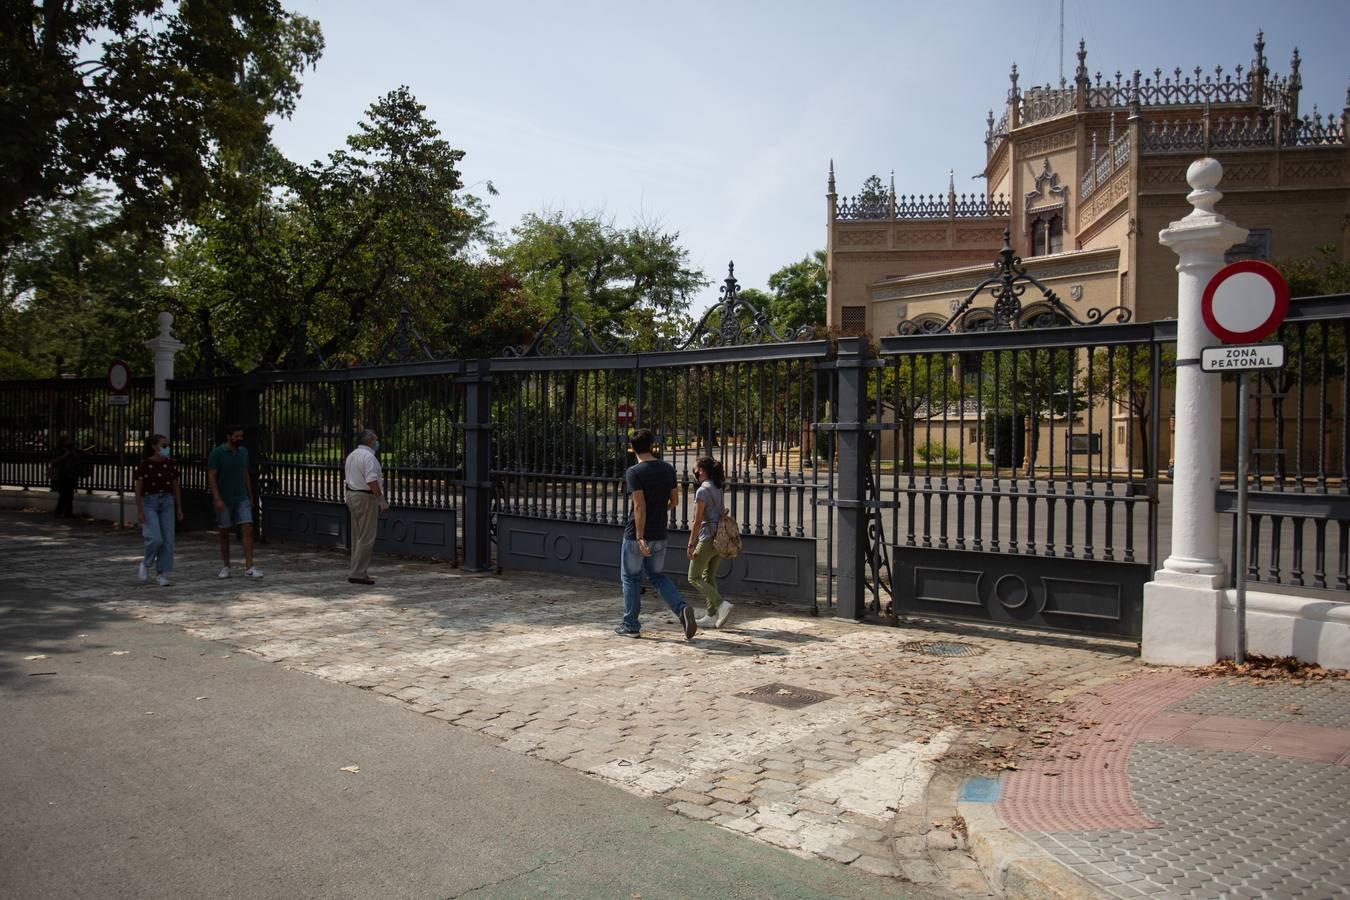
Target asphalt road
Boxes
[0,575,936,900]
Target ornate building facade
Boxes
[826,34,1349,335]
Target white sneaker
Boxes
[695,614,716,630]
[217,567,231,579]
[156,574,171,587]
[137,562,148,583]
[714,601,735,628]
[244,567,264,578]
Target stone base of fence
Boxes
[1219,589,1350,670]
[0,487,130,525]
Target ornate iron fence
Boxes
[1217,294,1350,592]
[0,376,153,494]
[171,361,466,558]
[489,267,836,607]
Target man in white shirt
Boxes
[344,429,389,585]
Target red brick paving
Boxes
[997,672,1350,835]
[996,671,1209,832]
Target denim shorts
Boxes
[216,498,253,529]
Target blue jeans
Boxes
[141,492,176,574]
[620,538,687,633]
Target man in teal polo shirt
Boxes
[207,424,263,579]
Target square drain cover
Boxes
[739,682,834,709]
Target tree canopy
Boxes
[766,250,827,334]
[171,86,507,372]
[494,211,706,349]
[0,0,323,253]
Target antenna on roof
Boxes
[1059,0,1065,87]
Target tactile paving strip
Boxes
[1027,743,1350,898]
[996,672,1208,832]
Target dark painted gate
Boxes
[489,268,835,607]
[842,235,1170,639]
[172,358,465,562]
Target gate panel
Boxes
[497,514,818,604]
[869,322,1170,639]
[490,339,835,609]
[172,361,465,561]
[892,547,1148,638]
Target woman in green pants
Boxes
[686,456,733,629]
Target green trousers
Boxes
[687,539,723,615]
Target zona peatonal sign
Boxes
[1200,343,1285,372]
[1198,260,1289,372]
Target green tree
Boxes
[495,211,706,349]
[857,174,887,209]
[0,0,323,252]
[1088,344,1174,476]
[173,87,497,372]
[766,250,827,333]
[0,187,168,376]
[881,354,966,474]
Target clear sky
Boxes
[270,0,1349,312]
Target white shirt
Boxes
[344,444,383,492]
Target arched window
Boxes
[1029,213,1063,257]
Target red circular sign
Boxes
[1200,260,1289,344]
[616,403,636,427]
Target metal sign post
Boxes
[1198,259,1290,664]
[1200,345,1286,662]
[108,360,132,528]
[117,402,126,527]
[1234,371,1251,663]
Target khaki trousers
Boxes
[347,491,380,578]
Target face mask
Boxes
[159,446,171,458]
[373,440,381,453]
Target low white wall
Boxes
[1218,590,1350,670]
[0,487,132,525]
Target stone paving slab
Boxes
[0,514,1146,894]
[1165,679,1350,729]
[991,668,1350,898]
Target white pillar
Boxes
[1142,159,1248,665]
[144,311,184,439]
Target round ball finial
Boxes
[1184,157,1225,215]
[157,310,174,336]
[1186,157,1222,191]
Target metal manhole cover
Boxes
[899,640,985,657]
[738,682,834,709]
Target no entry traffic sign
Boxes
[107,359,132,395]
[1200,260,1289,343]
[616,403,635,429]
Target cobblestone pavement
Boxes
[997,672,1350,898]
[1,513,1144,896]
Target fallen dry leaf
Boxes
[110,651,129,656]
[339,765,360,774]
[24,655,48,661]
[195,696,209,701]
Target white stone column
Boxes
[144,311,184,439]
[1142,159,1247,665]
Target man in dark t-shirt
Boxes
[616,428,697,640]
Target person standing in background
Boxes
[134,434,182,586]
[208,424,263,579]
[49,433,84,518]
[344,429,388,585]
